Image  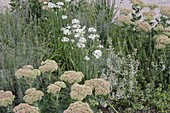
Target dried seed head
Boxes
[64,101,93,113]
[60,71,84,83]
[39,59,58,73]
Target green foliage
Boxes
[0,0,170,112]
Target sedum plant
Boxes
[0,59,111,113]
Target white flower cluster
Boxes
[60,19,103,60]
[47,2,64,9]
[88,27,99,40]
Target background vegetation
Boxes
[0,0,170,112]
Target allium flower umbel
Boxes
[39,59,58,73]
[15,65,40,79]
[64,101,93,113]
[47,81,66,94]
[60,71,84,83]
[93,50,102,59]
[13,103,40,113]
[23,88,44,104]
[0,90,15,107]
[70,83,92,101]
[85,78,110,96]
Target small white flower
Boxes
[88,34,99,40]
[74,33,81,38]
[93,50,102,59]
[70,39,75,43]
[66,25,71,29]
[72,19,80,24]
[65,0,71,2]
[61,15,68,19]
[79,37,87,43]
[43,1,48,5]
[48,2,57,8]
[72,24,81,29]
[97,44,104,48]
[56,2,64,6]
[75,28,84,33]
[63,29,72,35]
[82,26,86,30]
[88,27,97,33]
[84,56,90,61]
[77,42,85,48]
[61,37,69,42]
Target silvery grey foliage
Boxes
[101,46,139,100]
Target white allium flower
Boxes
[48,2,57,8]
[97,44,104,48]
[88,27,97,33]
[43,1,48,4]
[82,26,86,30]
[79,37,87,43]
[84,56,90,61]
[61,37,70,42]
[65,0,71,2]
[93,50,102,59]
[63,29,72,35]
[72,19,80,24]
[88,34,99,40]
[56,2,64,6]
[71,39,75,43]
[74,33,81,38]
[61,15,68,19]
[77,42,85,48]
[72,24,81,29]
[75,28,84,33]
[66,25,71,29]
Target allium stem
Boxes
[56,93,59,113]
[109,102,118,113]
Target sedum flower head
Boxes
[60,71,84,83]
[39,59,58,73]
[64,101,93,113]
[160,6,170,18]
[54,81,66,88]
[117,15,132,25]
[23,88,44,104]
[13,103,40,113]
[165,27,170,32]
[144,3,158,10]
[15,65,40,79]
[47,84,61,94]
[130,0,143,5]
[155,34,170,45]
[120,8,132,15]
[85,78,110,96]
[154,24,164,32]
[70,83,92,101]
[136,21,151,32]
[143,11,156,21]
[0,90,15,107]
[155,44,166,49]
